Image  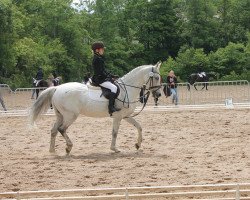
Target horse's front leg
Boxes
[201,83,207,90]
[154,97,158,106]
[110,117,122,153]
[124,117,142,150]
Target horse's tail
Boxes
[29,87,57,126]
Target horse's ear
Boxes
[155,61,162,69]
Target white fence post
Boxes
[236,184,240,200]
[125,188,129,200]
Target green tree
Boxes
[209,42,248,77]
[0,0,15,83]
[179,0,218,53]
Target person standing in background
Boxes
[31,67,44,99]
[167,70,178,105]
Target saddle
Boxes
[86,79,120,100]
[33,78,41,87]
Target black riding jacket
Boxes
[36,70,43,80]
[92,52,112,85]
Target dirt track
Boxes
[0,108,249,192]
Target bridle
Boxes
[115,67,162,116]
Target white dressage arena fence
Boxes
[0,86,47,112]
[0,80,250,116]
[191,80,250,105]
[152,80,250,106]
[0,183,250,200]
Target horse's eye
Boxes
[155,76,159,80]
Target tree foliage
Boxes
[0,0,249,88]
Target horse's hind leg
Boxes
[201,83,206,90]
[58,113,78,155]
[50,110,63,153]
[124,117,142,150]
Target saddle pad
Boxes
[87,84,108,102]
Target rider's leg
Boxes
[99,81,120,115]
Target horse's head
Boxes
[145,61,162,99]
[207,72,217,79]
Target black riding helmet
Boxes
[91,42,105,51]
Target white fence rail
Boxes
[0,81,250,115]
[1,183,250,200]
[191,80,250,105]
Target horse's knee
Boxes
[51,131,57,138]
[51,126,58,136]
[137,126,142,133]
[112,130,118,138]
[58,127,65,135]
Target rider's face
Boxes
[97,48,104,55]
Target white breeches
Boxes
[100,81,117,93]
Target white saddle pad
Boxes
[87,83,108,102]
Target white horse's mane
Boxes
[121,64,153,80]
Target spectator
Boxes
[31,67,43,99]
[167,70,178,105]
[52,70,60,86]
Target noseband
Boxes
[146,70,162,96]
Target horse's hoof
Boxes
[135,143,140,150]
[49,149,56,153]
[110,147,121,153]
[66,148,71,154]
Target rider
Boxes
[91,41,120,115]
[36,67,43,81]
[197,66,206,78]
[31,67,43,98]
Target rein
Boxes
[114,68,162,117]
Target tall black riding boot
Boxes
[108,92,120,115]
